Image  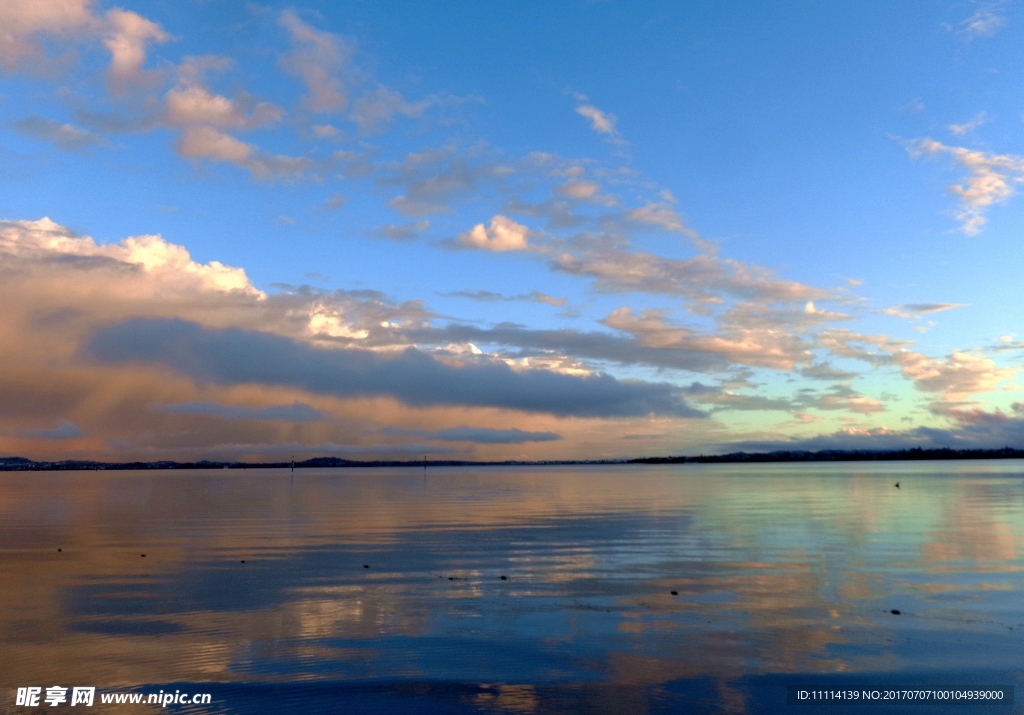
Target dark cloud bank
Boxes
[86,319,705,419]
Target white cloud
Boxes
[557,180,600,200]
[350,87,427,134]
[165,56,282,130]
[11,115,104,150]
[457,215,531,251]
[176,125,254,164]
[376,221,429,241]
[322,192,346,210]
[908,138,1024,234]
[103,8,168,92]
[0,0,96,70]
[576,104,617,136]
[312,123,338,137]
[893,349,1016,399]
[0,217,262,296]
[553,247,831,304]
[801,386,885,414]
[959,3,1007,38]
[0,1,169,93]
[162,57,312,179]
[601,306,814,370]
[881,303,967,319]
[626,202,691,233]
[947,112,988,136]
[279,10,349,113]
[440,289,565,306]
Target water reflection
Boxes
[1,462,1023,713]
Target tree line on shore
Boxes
[2,446,1024,471]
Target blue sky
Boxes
[3,0,1024,461]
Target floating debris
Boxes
[363,564,369,569]
[891,609,901,615]
[500,575,508,580]
[671,591,678,596]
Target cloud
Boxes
[947,112,988,136]
[689,390,795,413]
[0,1,168,91]
[799,362,859,381]
[818,328,1016,402]
[625,202,691,233]
[907,138,1024,234]
[103,8,169,93]
[0,0,96,71]
[381,147,513,216]
[312,124,339,138]
[552,247,832,304]
[554,179,616,206]
[165,57,282,130]
[622,201,688,232]
[374,221,429,241]
[576,104,617,136]
[24,420,82,439]
[10,116,104,150]
[456,215,531,251]
[4,215,1019,460]
[161,56,316,180]
[0,217,261,296]
[400,321,729,373]
[85,318,706,419]
[502,198,587,230]
[797,384,885,414]
[959,3,1007,38]
[321,192,346,210]
[174,126,313,180]
[176,125,253,163]
[350,87,427,134]
[601,307,813,370]
[725,404,1024,452]
[557,180,601,200]
[881,303,967,319]
[892,349,1016,400]
[279,10,350,113]
[439,289,565,306]
[158,401,324,422]
[383,426,561,444]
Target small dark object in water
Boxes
[141,554,146,557]
[500,575,507,580]
[57,548,61,552]
[891,609,901,615]
[671,591,678,596]
[363,564,369,568]
[894,482,900,488]
[448,577,454,580]
[241,560,245,563]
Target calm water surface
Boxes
[2,462,1023,713]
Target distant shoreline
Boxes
[2,447,1024,471]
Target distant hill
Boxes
[1,446,1023,471]
[627,446,1024,464]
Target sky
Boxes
[3,0,1024,462]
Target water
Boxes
[1,462,1023,713]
